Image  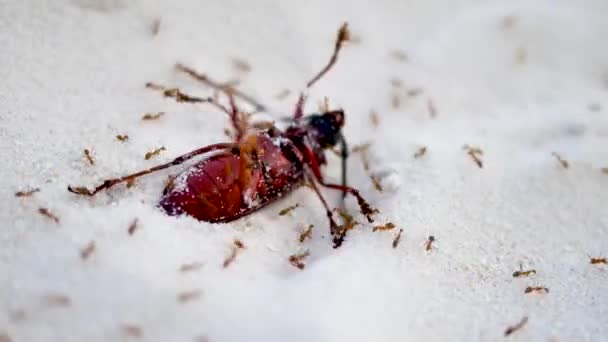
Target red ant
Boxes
[524,286,549,294]
[425,235,436,252]
[504,316,528,337]
[512,263,536,278]
[68,23,375,248]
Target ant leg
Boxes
[68,143,236,196]
[175,63,267,112]
[305,22,350,88]
[302,147,377,222]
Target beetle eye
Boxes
[309,114,340,147]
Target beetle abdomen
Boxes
[159,153,248,222]
[158,133,304,222]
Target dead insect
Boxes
[427,99,437,118]
[275,89,291,100]
[141,111,165,121]
[602,167,608,175]
[373,222,396,232]
[177,290,201,303]
[127,218,139,235]
[425,235,436,252]
[68,22,377,249]
[589,256,607,265]
[392,229,404,249]
[413,146,427,159]
[551,152,569,169]
[122,324,143,338]
[80,241,96,260]
[180,262,204,273]
[83,149,95,165]
[288,250,310,270]
[38,207,59,223]
[389,49,408,62]
[298,224,314,243]
[116,134,129,142]
[504,316,528,337]
[278,203,299,216]
[524,286,549,294]
[15,188,40,197]
[463,145,483,168]
[144,146,166,160]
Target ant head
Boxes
[307,109,345,148]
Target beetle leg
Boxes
[175,63,267,112]
[305,176,345,247]
[145,82,232,115]
[227,91,247,142]
[302,147,377,223]
[68,143,236,196]
[292,92,306,121]
[340,135,349,202]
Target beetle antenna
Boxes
[293,22,349,122]
[340,134,349,202]
[306,22,350,89]
[175,63,267,112]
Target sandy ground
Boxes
[1,0,608,341]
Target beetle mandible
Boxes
[68,23,377,247]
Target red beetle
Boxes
[68,23,377,247]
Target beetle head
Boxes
[307,109,345,148]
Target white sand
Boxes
[1,0,608,341]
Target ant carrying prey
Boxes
[68,23,378,248]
